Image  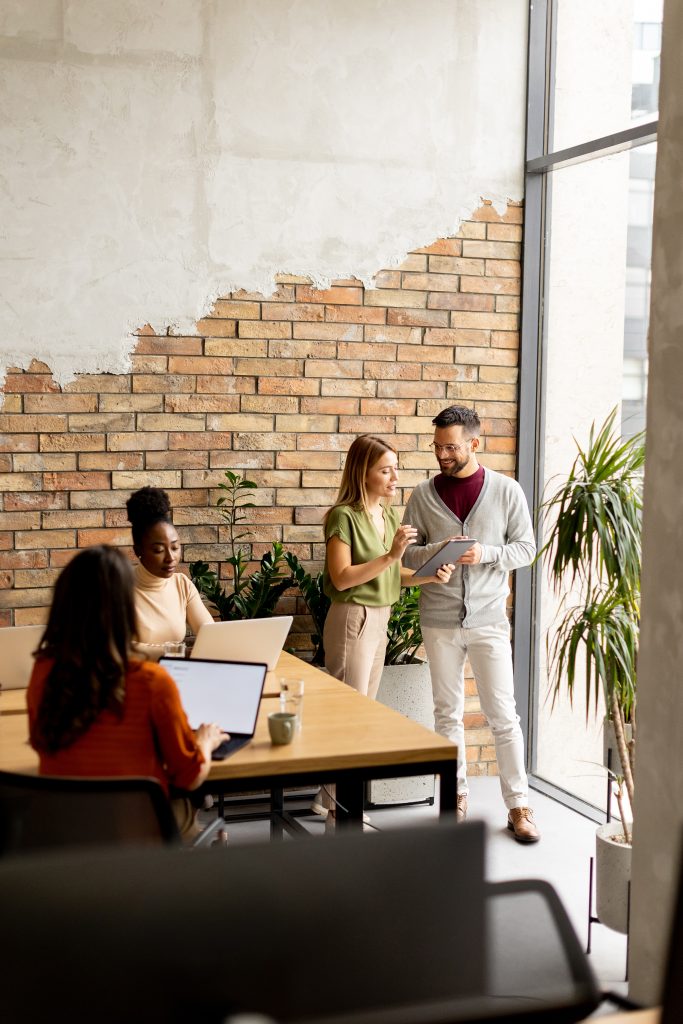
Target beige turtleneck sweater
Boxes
[133,563,214,655]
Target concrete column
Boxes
[628,0,683,1003]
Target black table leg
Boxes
[271,787,285,840]
[335,776,364,832]
[439,760,458,818]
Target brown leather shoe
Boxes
[456,794,468,822]
[507,807,540,843]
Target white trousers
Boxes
[421,621,528,809]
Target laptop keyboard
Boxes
[211,736,251,761]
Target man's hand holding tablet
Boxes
[449,535,482,565]
[411,536,478,578]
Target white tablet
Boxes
[412,539,475,578]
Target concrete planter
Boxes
[595,820,632,934]
[367,661,435,806]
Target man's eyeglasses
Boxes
[429,441,472,456]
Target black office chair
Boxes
[0,820,600,1024]
[0,771,180,854]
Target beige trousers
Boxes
[324,602,391,699]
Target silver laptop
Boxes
[190,616,293,671]
[0,625,44,690]
[159,657,267,760]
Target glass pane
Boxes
[623,143,655,436]
[551,0,662,152]
[534,143,654,807]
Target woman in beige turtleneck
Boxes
[126,487,213,657]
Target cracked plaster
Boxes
[0,0,527,384]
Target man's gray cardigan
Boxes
[401,469,536,629]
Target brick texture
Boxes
[0,201,522,771]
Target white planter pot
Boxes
[367,661,435,807]
[595,821,632,934]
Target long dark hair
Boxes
[31,546,139,754]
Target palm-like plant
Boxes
[189,472,293,621]
[539,409,645,806]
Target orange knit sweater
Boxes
[27,657,204,794]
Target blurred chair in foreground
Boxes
[0,771,180,854]
[0,820,599,1023]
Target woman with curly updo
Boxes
[126,487,213,653]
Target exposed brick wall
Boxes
[0,200,522,775]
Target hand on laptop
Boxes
[196,722,231,754]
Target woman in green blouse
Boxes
[323,434,453,699]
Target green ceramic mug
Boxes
[268,711,297,746]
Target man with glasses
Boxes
[402,405,539,842]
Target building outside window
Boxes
[518,0,661,816]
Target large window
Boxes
[516,0,660,816]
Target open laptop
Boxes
[190,615,293,671]
[0,625,44,691]
[159,657,267,761]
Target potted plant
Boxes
[378,585,432,728]
[284,553,330,666]
[540,408,645,933]
[368,587,435,806]
[384,585,424,666]
[189,472,293,621]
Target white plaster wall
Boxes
[0,0,527,383]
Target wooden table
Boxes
[212,686,457,835]
[0,653,458,836]
[0,687,27,716]
[0,712,36,773]
[0,651,339,711]
[262,649,345,698]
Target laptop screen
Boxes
[159,658,267,735]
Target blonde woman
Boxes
[323,434,454,699]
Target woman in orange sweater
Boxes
[27,546,226,815]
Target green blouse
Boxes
[323,503,401,607]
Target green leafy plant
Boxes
[284,552,330,666]
[539,408,645,805]
[189,471,293,621]
[384,586,423,665]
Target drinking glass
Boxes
[163,640,186,659]
[279,677,304,730]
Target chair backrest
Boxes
[0,772,180,855]
[660,830,683,1024]
[0,624,43,690]
[0,821,487,1024]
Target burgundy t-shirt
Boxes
[433,465,485,524]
